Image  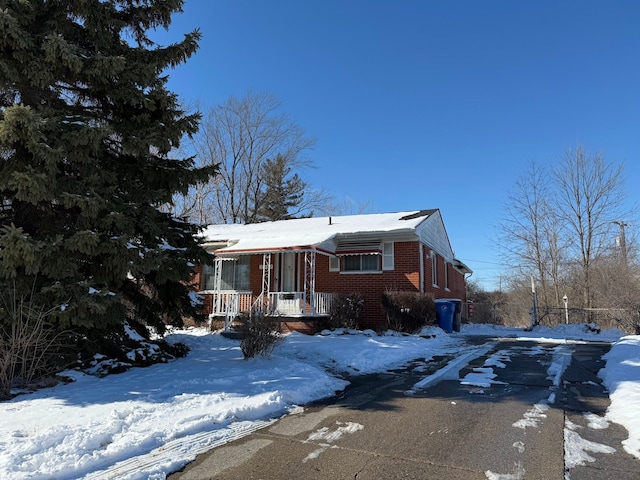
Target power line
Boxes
[457,258,503,266]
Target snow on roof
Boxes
[201,210,436,255]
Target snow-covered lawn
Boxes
[0,323,637,479]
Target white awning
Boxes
[335,240,382,255]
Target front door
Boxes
[281,252,295,292]
[275,253,300,314]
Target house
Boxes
[193,209,472,333]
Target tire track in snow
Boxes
[407,342,497,392]
[82,418,277,480]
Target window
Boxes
[203,257,251,291]
[221,256,250,290]
[382,242,394,270]
[203,263,216,290]
[329,256,340,272]
[444,261,449,290]
[343,254,379,272]
[431,250,438,286]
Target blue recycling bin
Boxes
[440,298,463,332]
[436,300,455,333]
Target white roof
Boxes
[201,210,436,255]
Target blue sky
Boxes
[155,1,640,290]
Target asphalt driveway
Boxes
[169,338,638,480]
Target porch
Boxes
[206,291,335,319]
[201,250,335,329]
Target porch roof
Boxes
[201,210,436,255]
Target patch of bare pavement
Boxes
[168,338,638,480]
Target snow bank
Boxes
[600,335,640,458]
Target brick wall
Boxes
[193,242,468,331]
[316,241,467,330]
[190,264,212,315]
[249,255,265,294]
[315,242,418,329]
[191,264,204,291]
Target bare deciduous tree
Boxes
[498,146,634,312]
[552,146,628,308]
[498,161,565,306]
[177,91,324,224]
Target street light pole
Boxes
[563,295,569,324]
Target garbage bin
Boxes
[446,299,463,332]
[435,300,455,333]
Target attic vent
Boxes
[335,240,382,255]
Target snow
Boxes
[302,421,364,463]
[564,419,616,469]
[158,240,186,251]
[0,323,637,479]
[187,290,203,307]
[599,335,640,457]
[201,210,432,254]
[513,402,550,430]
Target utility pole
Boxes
[613,220,628,266]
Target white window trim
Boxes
[204,256,251,292]
[340,270,383,275]
[431,250,438,287]
[202,262,216,291]
[339,253,381,274]
[444,261,450,291]
[345,254,379,272]
[329,256,340,272]
[382,242,394,271]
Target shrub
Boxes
[0,282,192,396]
[328,293,364,330]
[0,285,73,400]
[239,315,283,359]
[382,290,436,333]
[74,318,190,377]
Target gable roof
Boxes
[201,209,472,273]
[201,209,434,253]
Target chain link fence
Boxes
[466,302,640,335]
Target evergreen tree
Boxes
[256,154,306,222]
[0,1,216,339]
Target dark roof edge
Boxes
[399,209,438,221]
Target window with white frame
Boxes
[431,250,438,286]
[382,242,394,270]
[203,263,216,290]
[343,254,379,272]
[203,257,251,291]
[329,256,340,272]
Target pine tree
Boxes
[256,154,306,222]
[0,1,216,340]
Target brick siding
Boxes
[193,240,467,332]
[316,241,467,330]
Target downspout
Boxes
[464,271,472,302]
